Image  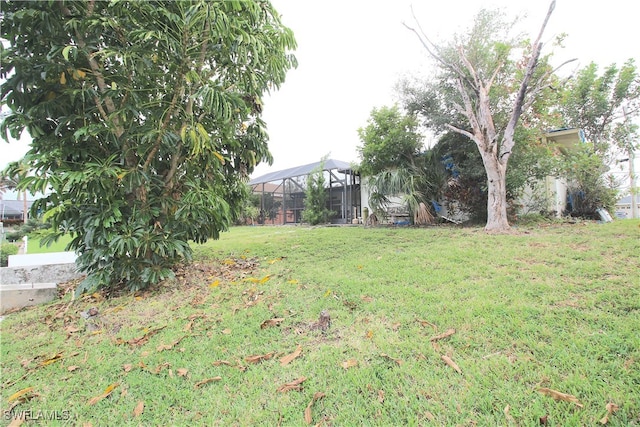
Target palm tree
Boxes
[365,148,448,225]
[1,162,29,223]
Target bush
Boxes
[302,160,333,225]
[5,230,25,242]
[1,242,19,267]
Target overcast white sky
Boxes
[2,0,639,187]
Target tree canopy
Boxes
[356,105,423,177]
[1,0,297,293]
[403,2,564,231]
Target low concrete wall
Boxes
[1,283,58,314]
[9,251,78,267]
[1,263,82,285]
[0,262,84,314]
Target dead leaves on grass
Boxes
[245,352,276,364]
[441,355,462,374]
[304,392,326,425]
[280,345,303,366]
[429,328,456,342]
[156,335,188,352]
[133,401,144,417]
[88,383,119,405]
[194,377,222,388]
[260,318,284,329]
[277,377,307,393]
[115,326,166,346]
[341,359,358,370]
[537,387,583,408]
[599,402,619,424]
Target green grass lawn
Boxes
[24,235,73,254]
[1,220,639,425]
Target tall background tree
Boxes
[1,0,297,293]
[557,60,639,215]
[403,2,571,231]
[357,105,445,224]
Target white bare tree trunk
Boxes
[481,153,509,231]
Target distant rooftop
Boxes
[249,159,354,185]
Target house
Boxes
[249,159,361,225]
[614,195,639,219]
[518,128,586,217]
[0,199,33,223]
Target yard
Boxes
[1,220,639,425]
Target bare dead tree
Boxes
[404,1,575,231]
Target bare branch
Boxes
[404,6,476,89]
[522,58,577,111]
[445,123,475,141]
[501,0,556,159]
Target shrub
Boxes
[302,160,333,225]
[0,242,19,267]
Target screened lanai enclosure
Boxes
[249,159,361,225]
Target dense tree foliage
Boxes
[356,105,423,177]
[1,0,297,293]
[558,60,640,153]
[549,60,639,216]
[302,160,332,225]
[403,3,564,231]
[356,106,445,223]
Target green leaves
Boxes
[1,0,297,294]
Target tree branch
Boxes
[501,0,556,161]
[60,1,124,138]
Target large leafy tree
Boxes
[558,60,639,153]
[0,0,297,293]
[357,105,423,176]
[357,105,447,223]
[557,60,639,214]
[403,2,571,231]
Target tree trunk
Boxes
[481,152,510,232]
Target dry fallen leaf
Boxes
[212,360,233,367]
[277,377,307,392]
[116,326,166,346]
[304,392,326,424]
[195,377,222,388]
[441,355,462,374]
[378,389,385,403]
[537,388,583,408]
[260,318,285,329]
[177,368,189,377]
[280,345,303,366]
[391,322,401,331]
[88,383,119,405]
[416,319,438,331]
[40,352,64,366]
[380,353,403,366]
[8,387,34,402]
[366,330,374,339]
[245,352,275,364]
[504,404,515,424]
[157,336,187,352]
[341,359,359,370]
[599,402,619,424]
[429,328,456,342]
[67,365,79,372]
[221,328,232,335]
[133,401,144,417]
[123,364,133,372]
